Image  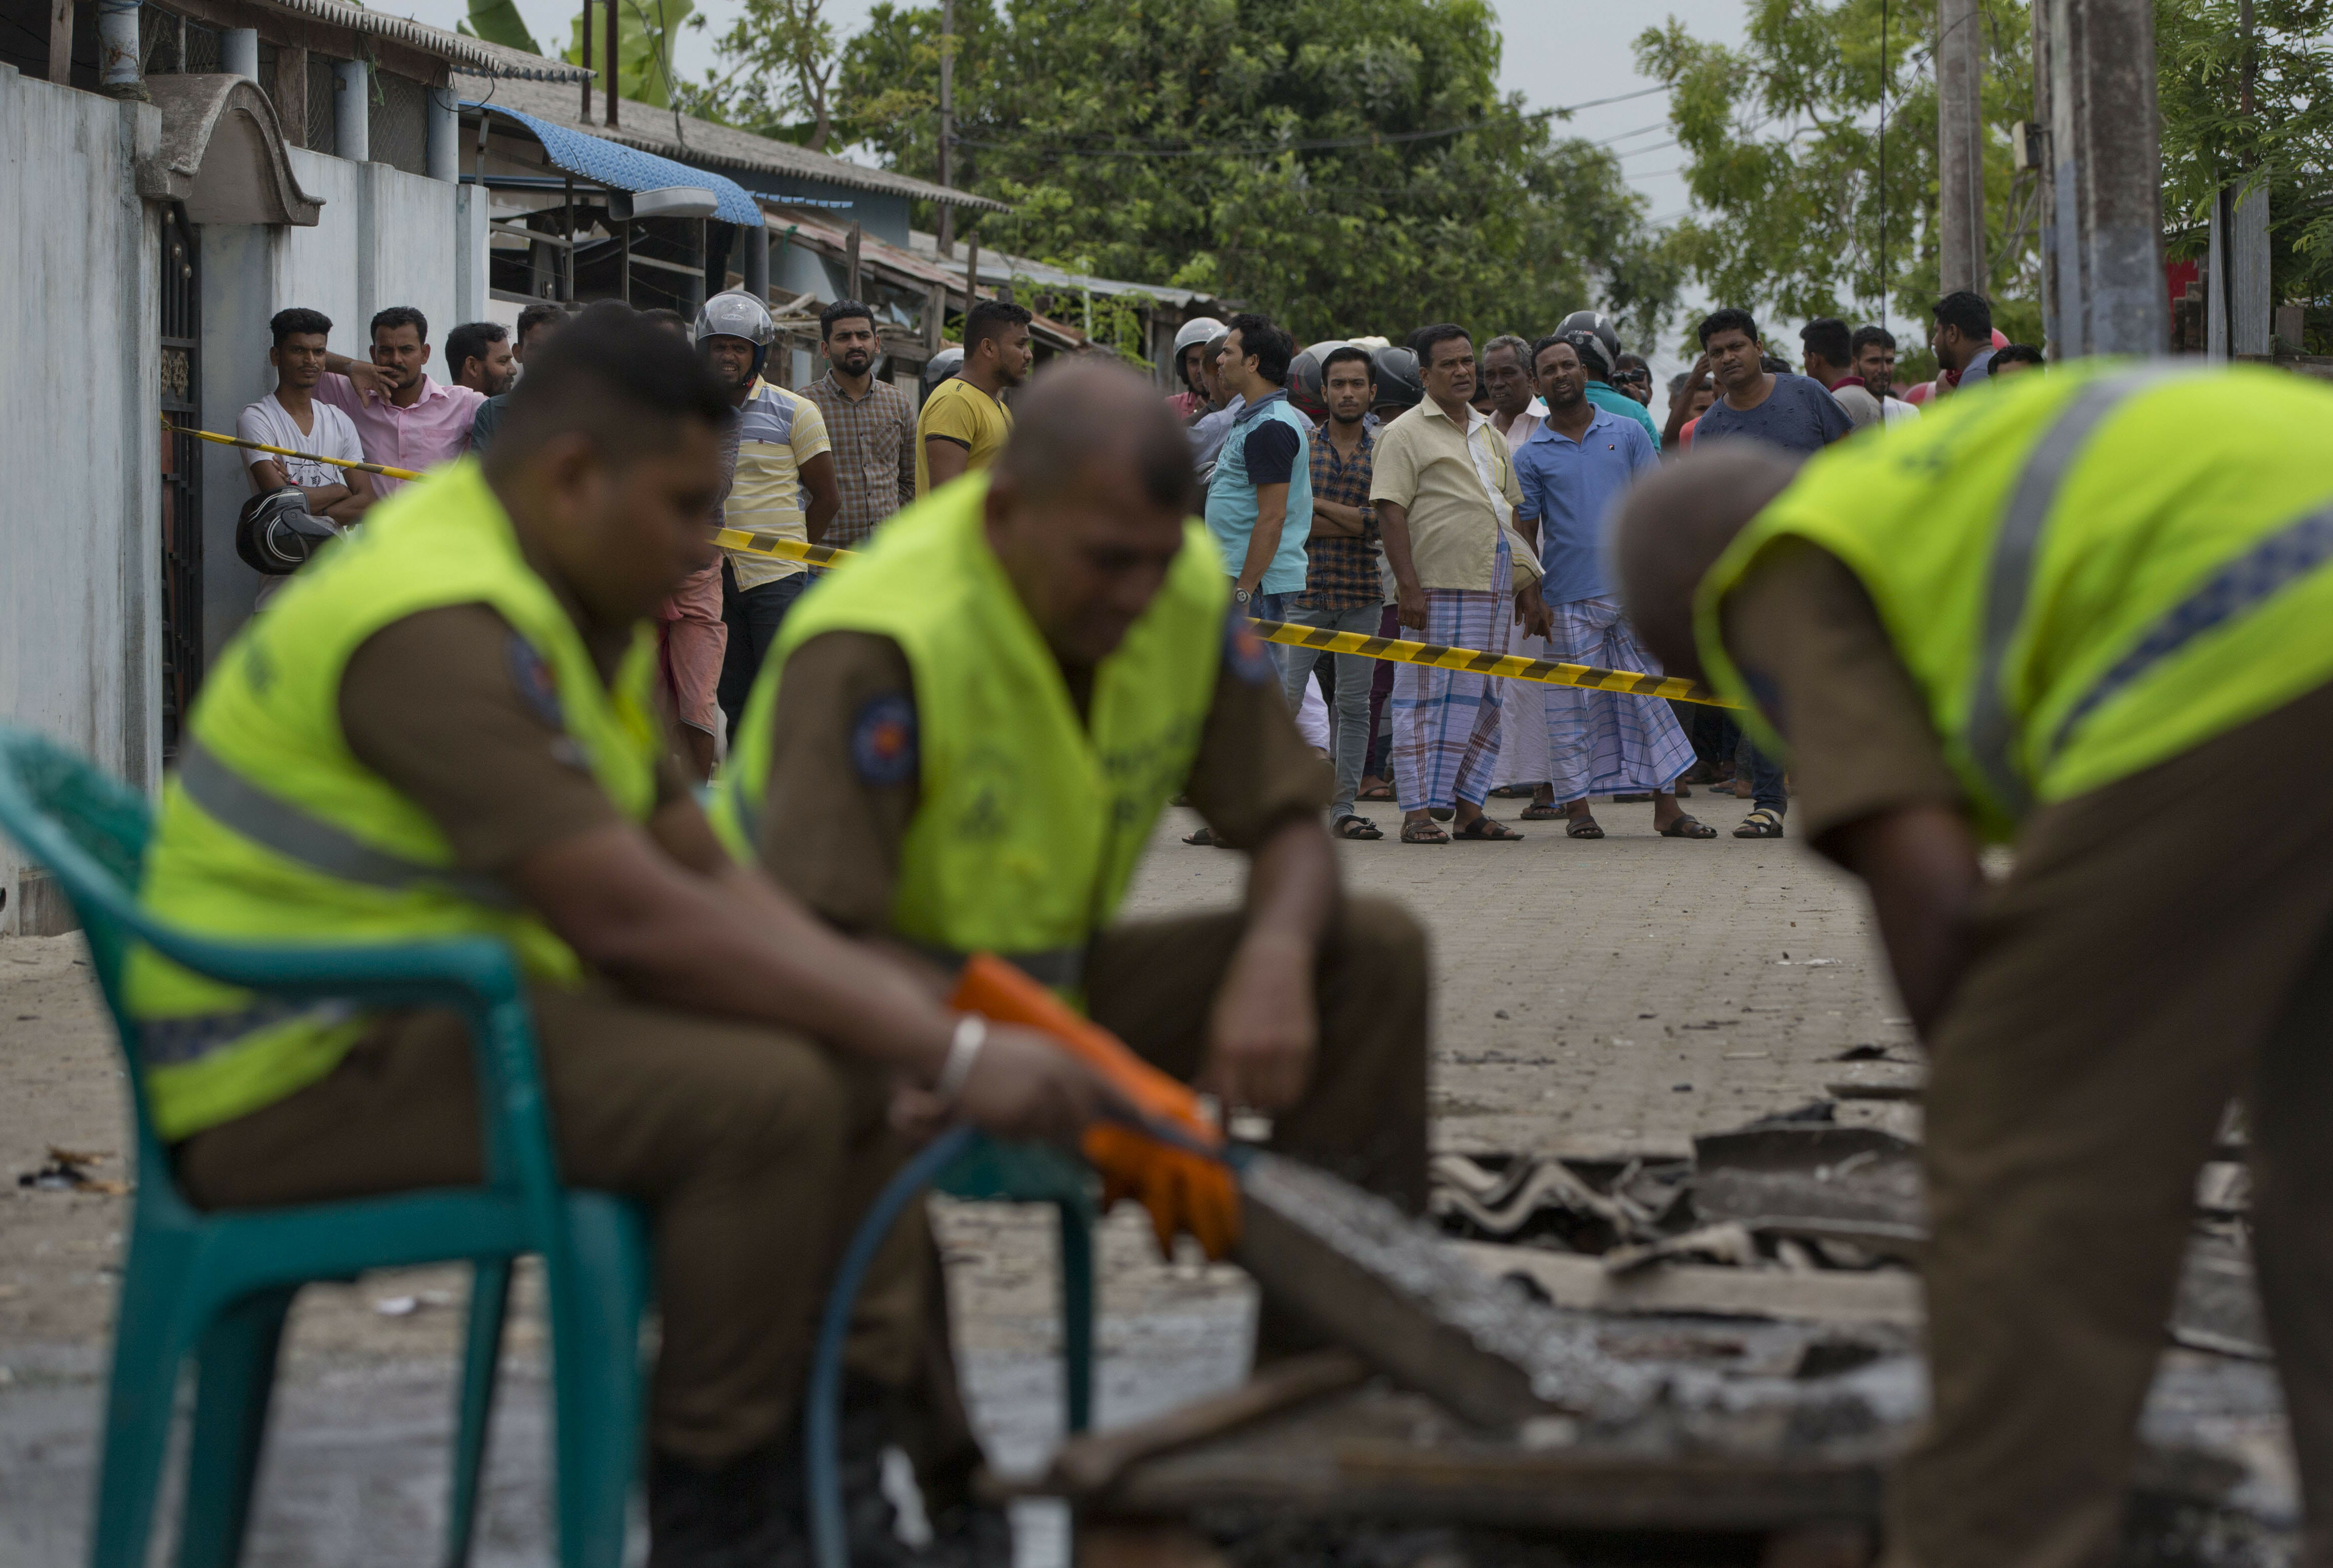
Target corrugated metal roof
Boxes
[467,103,766,227]
[242,0,588,80]
[474,73,1011,213]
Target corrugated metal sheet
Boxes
[468,103,766,228]
[241,0,589,80]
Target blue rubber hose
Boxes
[807,1123,978,1568]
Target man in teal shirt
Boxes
[1565,327,1664,451]
[1205,313,1314,637]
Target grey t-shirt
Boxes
[1694,373,1856,456]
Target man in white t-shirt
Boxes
[239,308,373,525]
[239,309,374,605]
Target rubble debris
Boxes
[2173,1231,2270,1361]
[1234,1151,1656,1427]
[1450,1242,1922,1329]
[16,1147,129,1196]
[1689,1126,1927,1258]
[1427,1154,1683,1251]
[1602,1223,1760,1277]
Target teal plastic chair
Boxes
[0,726,651,1568]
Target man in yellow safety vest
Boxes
[715,359,1433,1543]
[1612,362,2333,1568]
[126,305,1109,1566]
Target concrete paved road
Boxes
[0,788,1897,1564]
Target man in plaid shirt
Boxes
[802,299,917,548]
[1280,344,1387,839]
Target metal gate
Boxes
[159,204,202,758]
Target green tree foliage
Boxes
[795,0,1677,345]
[557,0,696,110]
[2156,0,2333,318]
[681,0,841,147]
[461,0,541,55]
[1636,0,2042,346]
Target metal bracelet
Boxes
[934,1014,987,1104]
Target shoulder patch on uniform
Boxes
[505,632,566,731]
[1223,613,1276,686]
[850,693,919,787]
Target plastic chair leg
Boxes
[549,1198,653,1568]
[1056,1204,1095,1435]
[177,1286,296,1568]
[90,1239,198,1568]
[442,1258,514,1568]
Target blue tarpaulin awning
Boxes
[463,102,765,228]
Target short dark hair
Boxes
[1526,332,1572,376]
[1932,290,1993,340]
[1850,324,1897,357]
[370,305,428,344]
[821,298,878,340]
[517,303,564,347]
[1225,312,1293,386]
[1992,342,2045,369]
[486,302,732,470]
[1411,322,1472,367]
[965,298,1033,354]
[1697,308,1759,348]
[1321,343,1377,381]
[1615,352,1649,375]
[1799,318,1852,369]
[1760,354,1793,375]
[640,307,689,334]
[445,320,508,381]
[270,307,332,349]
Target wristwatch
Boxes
[1233,587,1252,605]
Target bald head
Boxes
[984,360,1199,667]
[1611,445,1799,681]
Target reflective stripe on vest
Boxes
[1966,368,2185,816]
[178,738,519,909]
[140,998,356,1066]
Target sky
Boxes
[397,0,1755,402]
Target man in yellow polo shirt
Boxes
[916,298,1030,494]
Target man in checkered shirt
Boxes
[1279,344,1387,839]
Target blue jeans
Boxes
[1236,584,1293,677]
[1278,601,1380,819]
[1736,730,1789,814]
[717,561,808,744]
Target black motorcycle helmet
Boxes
[1286,340,1347,422]
[1370,345,1423,416]
[235,486,339,576]
[920,345,964,401]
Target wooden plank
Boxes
[1023,1351,1366,1499]
[1450,1242,1922,1328]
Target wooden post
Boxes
[274,45,309,147]
[1936,0,1985,296]
[581,0,593,123]
[605,0,619,126]
[2032,0,2057,355]
[965,234,980,303]
[924,283,946,351]
[845,221,863,301]
[48,0,71,84]
[936,0,956,257]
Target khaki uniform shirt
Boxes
[1367,400,1540,592]
[751,630,1330,932]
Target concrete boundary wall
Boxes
[0,66,161,935]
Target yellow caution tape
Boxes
[715,529,1737,708]
[165,420,1731,709]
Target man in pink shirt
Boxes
[320,306,487,493]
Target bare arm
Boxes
[1663,355,1711,449]
[321,467,375,526]
[250,456,355,516]
[1310,496,1366,537]
[1203,814,1339,1112]
[322,356,390,398]
[1236,484,1289,594]
[1818,803,1986,1041]
[1376,499,1428,630]
[800,451,840,545]
[924,436,970,490]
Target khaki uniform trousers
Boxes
[1892,680,2333,1568]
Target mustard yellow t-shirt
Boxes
[914,376,1012,495]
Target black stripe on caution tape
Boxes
[709,530,1738,708]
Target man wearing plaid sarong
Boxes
[1370,325,1544,844]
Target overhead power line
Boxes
[949,83,1671,160]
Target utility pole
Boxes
[1936,0,1986,297]
[2040,0,2168,355]
[605,0,620,126]
[936,0,957,258]
[2032,0,2057,355]
[582,0,593,123]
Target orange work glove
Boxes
[948,953,1242,1260]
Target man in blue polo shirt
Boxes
[1205,313,1313,637]
[1512,334,1712,841]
